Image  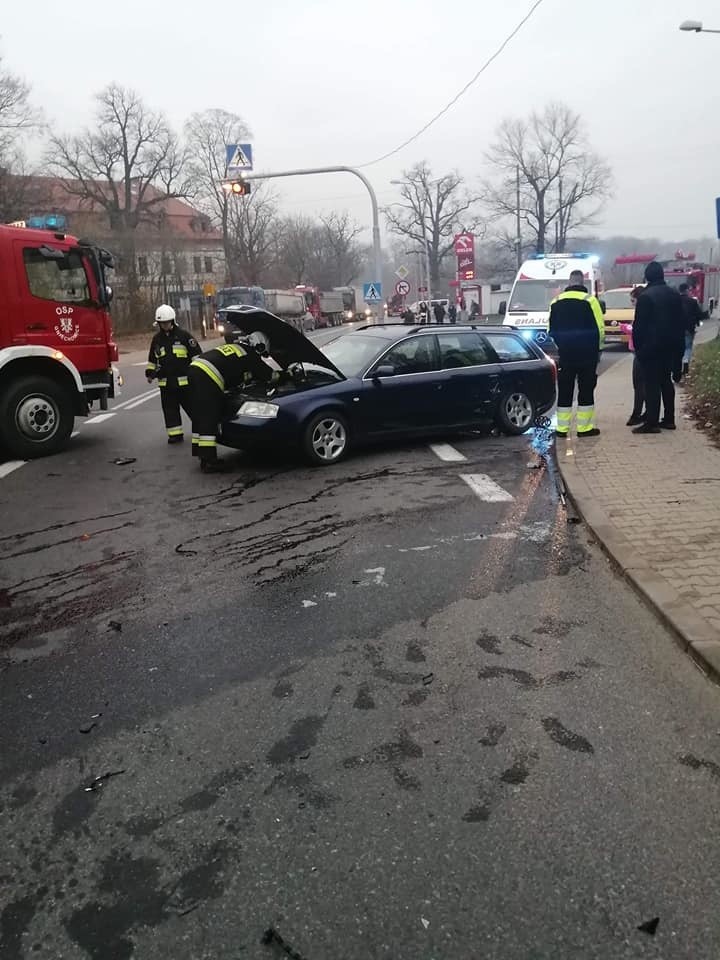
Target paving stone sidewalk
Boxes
[557,322,720,681]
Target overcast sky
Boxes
[4,0,720,244]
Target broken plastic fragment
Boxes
[638,917,659,936]
[422,673,434,686]
[421,917,430,929]
[108,621,122,632]
[84,769,125,792]
[112,457,137,465]
[79,722,97,735]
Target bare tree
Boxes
[483,102,612,255]
[0,51,44,222]
[317,212,365,288]
[226,181,280,284]
[184,108,251,278]
[46,83,188,314]
[384,162,483,293]
[273,215,324,287]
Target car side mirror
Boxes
[498,301,506,316]
[599,299,607,315]
[373,364,396,379]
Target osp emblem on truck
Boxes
[54,305,80,342]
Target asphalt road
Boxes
[1,331,718,960]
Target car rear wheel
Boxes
[496,390,535,435]
[302,411,349,466]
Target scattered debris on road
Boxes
[84,769,126,793]
[261,926,309,959]
[637,917,659,936]
[422,673,434,686]
[108,620,122,632]
[111,457,137,466]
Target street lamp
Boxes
[390,178,437,305]
[679,19,720,33]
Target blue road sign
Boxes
[225,143,253,174]
[716,197,720,240]
[363,282,382,303]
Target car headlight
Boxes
[239,401,279,419]
[346,310,353,319]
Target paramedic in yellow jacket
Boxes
[548,270,605,438]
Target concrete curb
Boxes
[558,454,720,685]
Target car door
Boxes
[436,332,502,426]
[482,332,555,414]
[361,334,445,435]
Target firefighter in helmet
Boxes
[187,320,284,472]
[146,305,201,443]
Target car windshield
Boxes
[509,279,571,312]
[603,290,634,309]
[322,334,387,376]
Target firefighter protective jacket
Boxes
[146,326,201,387]
[189,343,280,391]
[548,285,605,362]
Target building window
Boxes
[23,247,91,304]
[175,257,187,276]
[193,256,202,274]
[204,256,213,273]
[137,256,148,276]
[161,256,171,275]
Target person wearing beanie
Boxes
[631,262,685,434]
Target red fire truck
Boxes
[614,252,720,313]
[0,223,119,459]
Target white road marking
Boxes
[363,567,386,586]
[460,473,514,502]
[131,361,149,366]
[112,387,157,411]
[429,442,467,462]
[85,413,116,425]
[0,460,25,479]
[123,393,159,411]
[301,600,318,608]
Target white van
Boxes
[501,254,603,337]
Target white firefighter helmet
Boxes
[247,330,270,356]
[154,304,176,326]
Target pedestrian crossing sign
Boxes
[363,282,382,303]
[225,143,253,174]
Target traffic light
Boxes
[222,180,251,197]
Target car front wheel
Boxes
[496,390,535,435]
[302,411,349,466]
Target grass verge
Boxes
[685,337,720,442]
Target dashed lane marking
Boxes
[123,393,159,411]
[429,442,467,462]
[112,387,157,410]
[460,473,514,502]
[0,460,25,479]
[84,413,116,425]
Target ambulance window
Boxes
[23,248,91,304]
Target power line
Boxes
[356,0,546,169]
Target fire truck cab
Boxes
[0,223,119,459]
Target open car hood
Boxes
[220,306,346,380]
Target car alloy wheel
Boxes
[311,416,347,463]
[504,392,533,430]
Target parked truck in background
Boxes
[334,286,372,322]
[295,285,345,327]
[263,289,312,332]
[0,222,119,459]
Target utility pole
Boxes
[515,165,522,269]
[557,177,564,253]
[240,166,383,294]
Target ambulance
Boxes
[501,253,603,347]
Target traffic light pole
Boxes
[240,166,383,295]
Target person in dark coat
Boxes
[448,303,457,324]
[631,262,685,433]
[626,286,646,426]
[678,281,705,377]
[433,301,446,324]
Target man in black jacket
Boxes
[146,305,201,443]
[631,262,685,434]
